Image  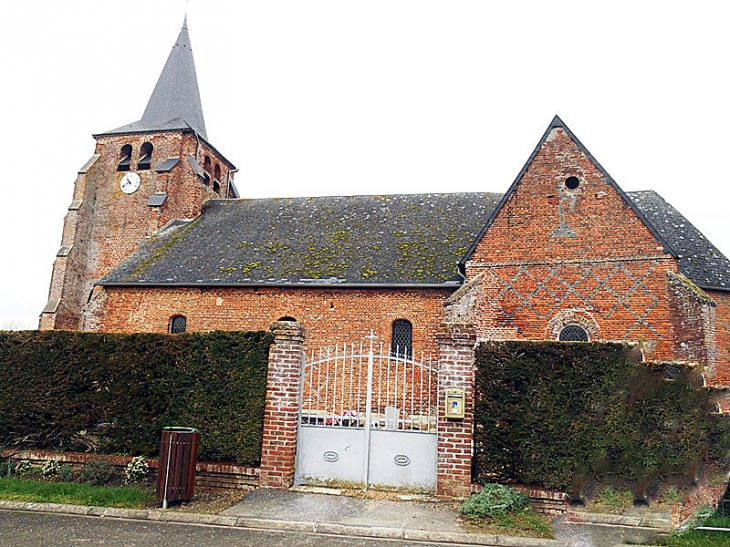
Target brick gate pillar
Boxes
[259,321,305,488]
[436,322,476,499]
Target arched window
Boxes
[203,156,212,186]
[278,316,297,322]
[558,324,588,342]
[391,319,413,359]
[213,164,222,193]
[118,144,132,172]
[138,142,153,170]
[169,315,187,334]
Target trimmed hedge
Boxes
[473,341,730,492]
[0,330,272,465]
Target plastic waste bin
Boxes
[157,427,200,508]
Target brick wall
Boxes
[88,285,450,356]
[709,290,730,386]
[471,483,570,516]
[667,272,717,367]
[4,450,259,492]
[436,323,476,499]
[41,129,235,331]
[463,126,712,364]
[466,259,679,361]
[258,321,305,488]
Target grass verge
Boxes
[652,513,730,547]
[461,508,554,538]
[0,477,153,508]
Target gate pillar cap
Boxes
[271,321,305,340]
[437,322,476,345]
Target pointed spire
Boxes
[102,17,207,139]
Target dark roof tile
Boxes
[627,190,730,291]
[101,193,503,286]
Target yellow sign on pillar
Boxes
[444,388,465,419]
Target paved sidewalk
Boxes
[0,489,666,547]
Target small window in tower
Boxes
[559,324,589,342]
[169,315,187,334]
[391,319,413,359]
[138,142,153,170]
[118,145,132,172]
[213,164,222,193]
[203,156,212,186]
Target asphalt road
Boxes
[0,510,492,547]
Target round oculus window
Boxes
[565,176,580,190]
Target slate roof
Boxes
[627,191,730,291]
[99,189,730,292]
[100,193,504,287]
[99,17,207,139]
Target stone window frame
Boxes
[547,309,599,342]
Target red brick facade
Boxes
[462,126,729,384]
[40,130,235,331]
[436,323,476,498]
[86,285,450,356]
[259,322,305,488]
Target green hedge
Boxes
[473,341,730,492]
[0,330,272,465]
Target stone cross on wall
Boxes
[551,179,577,238]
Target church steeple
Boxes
[103,16,207,139]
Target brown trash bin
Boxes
[157,427,200,508]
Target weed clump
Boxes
[460,483,529,518]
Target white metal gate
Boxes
[295,335,439,493]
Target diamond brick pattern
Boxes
[487,260,661,340]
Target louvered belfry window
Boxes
[559,324,589,342]
[391,319,413,359]
[170,315,187,334]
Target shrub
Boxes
[41,459,60,477]
[14,460,33,476]
[124,456,149,483]
[58,465,74,483]
[0,330,272,465]
[460,483,529,519]
[81,460,115,486]
[473,341,729,490]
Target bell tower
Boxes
[40,17,237,330]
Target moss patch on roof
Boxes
[101,193,502,286]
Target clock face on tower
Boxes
[120,172,141,194]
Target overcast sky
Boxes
[1,1,729,329]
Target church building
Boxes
[42,19,730,403]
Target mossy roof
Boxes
[100,193,503,286]
[99,190,730,292]
[627,190,730,291]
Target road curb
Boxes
[0,499,565,546]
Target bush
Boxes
[41,459,60,477]
[460,483,529,518]
[14,460,33,476]
[124,456,149,483]
[58,465,74,483]
[81,459,115,486]
[472,341,729,490]
[0,330,272,465]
